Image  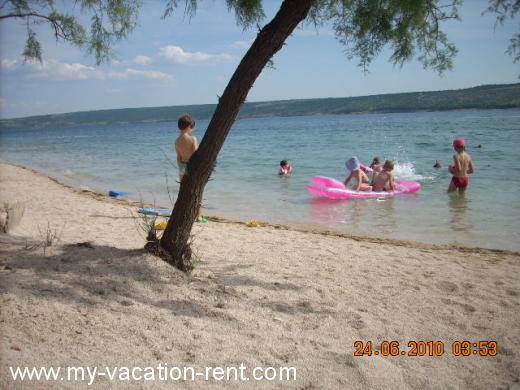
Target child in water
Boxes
[372,160,396,192]
[279,160,293,176]
[370,157,384,173]
[344,157,372,191]
[448,138,474,194]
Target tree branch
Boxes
[0,12,49,20]
[2,11,77,42]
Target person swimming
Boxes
[279,160,293,176]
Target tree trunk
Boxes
[159,0,315,271]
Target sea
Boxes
[1,109,519,251]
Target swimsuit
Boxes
[178,161,188,179]
[451,176,468,188]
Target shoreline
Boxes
[1,84,518,126]
[2,160,517,256]
[1,160,519,389]
[3,107,519,128]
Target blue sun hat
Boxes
[345,156,361,171]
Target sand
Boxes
[0,161,519,389]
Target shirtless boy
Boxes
[175,113,207,223]
[448,138,474,194]
[345,157,372,191]
[175,114,198,180]
[372,160,395,192]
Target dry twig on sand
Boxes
[23,221,65,256]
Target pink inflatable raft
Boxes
[308,176,421,200]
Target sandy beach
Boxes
[0,161,519,389]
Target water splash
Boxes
[393,161,433,181]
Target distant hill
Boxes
[2,83,520,130]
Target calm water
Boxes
[1,110,519,250]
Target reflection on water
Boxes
[308,198,346,225]
[372,198,397,235]
[278,175,292,192]
[308,197,397,235]
[347,200,369,230]
[448,194,474,234]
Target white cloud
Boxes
[54,63,102,80]
[160,45,235,64]
[26,59,102,80]
[112,55,153,67]
[133,55,152,66]
[1,59,18,70]
[229,40,253,49]
[24,59,173,82]
[111,59,127,66]
[0,97,5,107]
[108,68,173,81]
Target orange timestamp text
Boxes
[354,340,497,357]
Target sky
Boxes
[0,0,518,119]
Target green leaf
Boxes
[22,29,42,62]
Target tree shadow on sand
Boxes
[0,234,214,318]
[1,234,337,319]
